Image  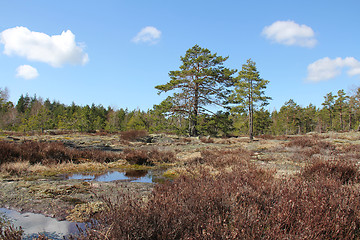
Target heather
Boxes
[71,136,360,239]
[1,132,360,239]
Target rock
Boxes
[149,134,174,144]
[137,134,174,144]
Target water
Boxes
[67,169,154,183]
[0,208,84,239]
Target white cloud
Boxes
[307,57,360,82]
[0,26,89,67]
[132,26,161,44]
[262,20,317,48]
[16,65,39,80]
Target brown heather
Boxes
[72,148,360,240]
[285,136,335,150]
[200,137,214,143]
[122,148,176,165]
[0,140,120,166]
[0,223,23,240]
[120,130,148,141]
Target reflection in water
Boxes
[68,170,153,183]
[125,169,148,178]
[0,208,84,240]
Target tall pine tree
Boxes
[155,45,236,136]
[230,59,271,140]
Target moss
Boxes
[162,169,179,179]
[22,175,40,181]
[66,201,105,222]
[59,196,86,205]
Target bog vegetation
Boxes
[0,133,359,239]
[69,136,360,239]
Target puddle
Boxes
[67,169,154,183]
[0,208,84,239]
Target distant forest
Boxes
[0,86,359,136]
[1,45,360,137]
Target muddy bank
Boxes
[0,178,153,221]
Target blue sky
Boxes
[1,0,359,112]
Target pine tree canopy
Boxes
[155,44,236,136]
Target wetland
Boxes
[1,131,360,239]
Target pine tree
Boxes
[334,89,348,131]
[322,92,336,131]
[155,45,236,136]
[230,59,271,140]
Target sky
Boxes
[0,0,359,112]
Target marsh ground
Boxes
[0,131,360,224]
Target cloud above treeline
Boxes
[307,57,360,82]
[262,20,317,48]
[132,26,161,44]
[16,65,39,80]
[0,26,89,67]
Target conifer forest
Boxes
[1,46,359,137]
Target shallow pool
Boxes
[0,208,84,239]
[67,169,154,183]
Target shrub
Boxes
[122,148,175,165]
[148,149,175,163]
[0,216,23,240]
[341,144,360,153]
[122,149,151,165]
[256,134,275,140]
[200,137,214,143]
[0,140,120,172]
[286,136,335,151]
[72,153,360,239]
[301,158,360,184]
[199,148,252,168]
[286,136,317,148]
[120,130,148,141]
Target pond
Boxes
[67,169,158,183]
[0,208,85,239]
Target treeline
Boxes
[0,87,359,136]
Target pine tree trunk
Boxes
[249,80,253,141]
[349,112,352,130]
[340,111,343,130]
[191,84,199,137]
[249,104,253,140]
[329,110,333,131]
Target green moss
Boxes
[162,169,179,179]
[22,176,40,181]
